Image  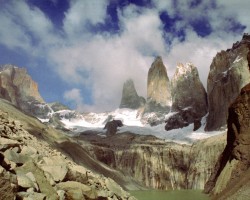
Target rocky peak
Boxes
[143,56,171,115]
[0,64,44,104]
[205,35,250,131]
[171,62,207,112]
[0,64,46,117]
[119,79,145,109]
[165,63,207,131]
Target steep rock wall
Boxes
[206,34,250,131]
[204,83,250,199]
[144,56,171,113]
[78,132,226,190]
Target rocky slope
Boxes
[204,83,250,199]
[0,99,136,200]
[206,34,250,131]
[77,130,226,190]
[165,63,208,131]
[119,79,145,109]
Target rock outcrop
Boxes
[205,34,250,131]
[165,63,207,131]
[144,56,171,113]
[119,79,145,109]
[204,83,250,199]
[104,119,123,137]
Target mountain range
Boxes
[0,33,250,199]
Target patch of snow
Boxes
[59,110,225,144]
[233,56,243,64]
[117,115,223,145]
[38,118,49,123]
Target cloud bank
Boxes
[0,0,249,112]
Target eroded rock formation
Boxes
[78,131,226,190]
[144,56,171,113]
[119,79,145,109]
[165,63,207,131]
[205,34,250,131]
[204,83,250,199]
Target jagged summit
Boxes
[165,63,207,131]
[172,62,198,81]
[119,79,145,109]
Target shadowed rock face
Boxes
[205,35,250,131]
[104,120,123,137]
[144,56,171,113]
[204,83,250,199]
[165,63,207,131]
[119,79,145,109]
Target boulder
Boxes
[38,156,68,183]
[15,161,58,200]
[17,173,38,191]
[56,181,97,199]
[0,165,17,200]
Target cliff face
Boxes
[204,83,250,199]
[78,131,226,190]
[144,56,171,113]
[165,63,208,131]
[119,79,145,109]
[206,34,250,131]
[0,65,46,116]
[0,65,44,104]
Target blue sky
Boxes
[0,0,249,112]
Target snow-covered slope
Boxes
[39,107,224,144]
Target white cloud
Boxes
[64,88,85,111]
[50,6,168,112]
[63,0,109,39]
[0,0,249,112]
[0,13,31,50]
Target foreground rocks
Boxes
[204,83,250,199]
[0,109,135,200]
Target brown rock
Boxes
[205,35,250,131]
[144,56,171,113]
[204,83,250,198]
